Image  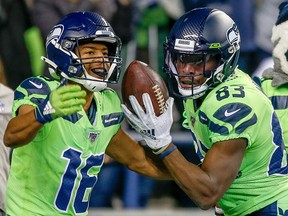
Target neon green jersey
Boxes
[183,70,288,216]
[260,78,288,151]
[7,76,124,216]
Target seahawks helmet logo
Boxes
[226,24,240,52]
[46,24,64,47]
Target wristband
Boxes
[35,96,55,124]
[160,145,177,159]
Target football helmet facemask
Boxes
[163,7,240,99]
[42,11,122,92]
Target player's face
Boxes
[76,43,110,79]
[175,54,218,88]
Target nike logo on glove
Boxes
[224,109,240,117]
[29,80,43,89]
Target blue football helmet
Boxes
[163,8,241,99]
[42,11,122,92]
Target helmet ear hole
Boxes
[48,67,61,80]
[228,46,235,54]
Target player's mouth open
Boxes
[179,79,194,88]
[91,68,108,78]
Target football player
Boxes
[122,7,288,215]
[3,12,172,216]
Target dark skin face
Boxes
[174,54,218,89]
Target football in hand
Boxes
[121,60,169,116]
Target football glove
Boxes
[35,85,86,124]
[121,93,174,154]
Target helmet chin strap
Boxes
[80,58,118,88]
[42,55,114,92]
[60,71,107,92]
[203,70,212,78]
[41,56,62,80]
[176,75,208,99]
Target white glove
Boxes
[121,93,174,154]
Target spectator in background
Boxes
[252,0,283,77]
[0,0,33,89]
[229,0,258,76]
[254,0,288,151]
[0,58,7,85]
[110,0,135,47]
[254,0,282,63]
[0,62,13,216]
[31,0,117,40]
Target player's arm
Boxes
[162,138,246,210]
[105,127,172,180]
[121,94,247,209]
[4,84,86,148]
[4,105,44,148]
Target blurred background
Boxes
[0,0,282,214]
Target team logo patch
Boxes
[87,130,100,144]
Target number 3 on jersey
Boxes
[55,148,104,214]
